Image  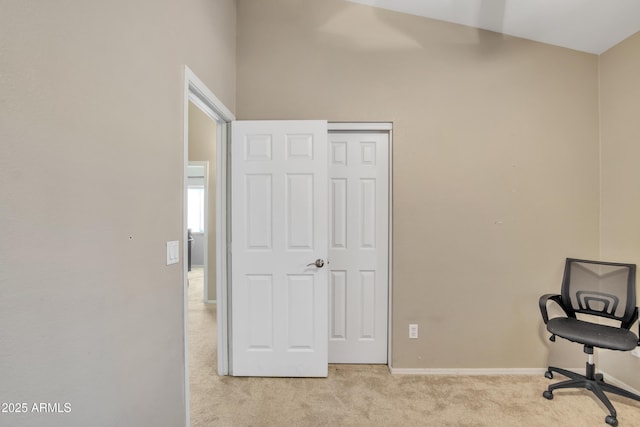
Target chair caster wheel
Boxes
[544,371,553,379]
[543,390,553,400]
[605,415,618,426]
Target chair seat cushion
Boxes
[547,317,638,351]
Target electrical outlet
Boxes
[409,324,418,339]
[632,348,640,358]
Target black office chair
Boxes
[539,258,640,426]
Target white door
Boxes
[328,131,389,363]
[231,120,328,377]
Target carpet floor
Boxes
[187,268,640,426]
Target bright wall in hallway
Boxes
[188,101,218,301]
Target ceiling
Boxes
[346,0,640,54]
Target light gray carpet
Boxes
[187,269,640,426]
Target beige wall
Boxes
[237,0,601,369]
[0,0,235,426]
[598,31,640,390]
[188,101,217,300]
[3,0,637,415]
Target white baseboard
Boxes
[600,372,640,395]
[389,367,547,376]
[388,367,640,394]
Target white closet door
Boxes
[231,120,328,377]
[328,131,389,363]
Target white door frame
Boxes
[182,66,235,425]
[327,122,393,368]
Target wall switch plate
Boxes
[409,324,418,339]
[167,240,179,265]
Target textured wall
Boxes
[0,0,235,425]
[237,0,600,370]
[598,31,640,390]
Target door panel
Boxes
[328,131,389,364]
[286,174,314,249]
[287,274,315,349]
[245,174,272,249]
[231,120,328,377]
[330,270,347,340]
[247,275,273,349]
[330,179,348,248]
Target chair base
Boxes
[544,363,640,426]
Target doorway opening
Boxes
[182,66,234,426]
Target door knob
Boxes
[306,259,325,268]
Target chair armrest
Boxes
[539,294,566,324]
[626,308,640,344]
[626,310,640,345]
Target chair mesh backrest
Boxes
[561,258,637,326]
